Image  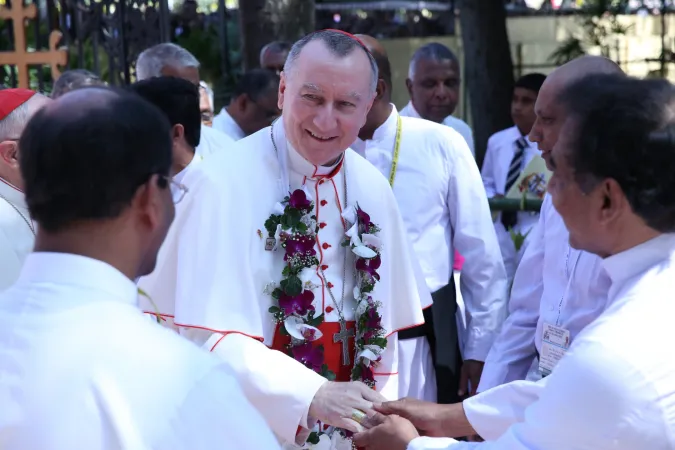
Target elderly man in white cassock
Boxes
[351,35,507,405]
[0,87,278,449]
[136,42,234,159]
[354,73,675,450]
[0,88,50,290]
[138,29,430,448]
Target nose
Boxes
[529,117,542,143]
[434,83,450,100]
[313,104,338,131]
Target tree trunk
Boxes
[238,0,315,71]
[459,0,514,166]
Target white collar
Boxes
[218,108,246,140]
[602,233,675,286]
[371,104,399,143]
[401,101,421,119]
[17,252,138,306]
[0,177,27,209]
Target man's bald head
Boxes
[260,41,291,74]
[355,34,392,91]
[530,55,625,169]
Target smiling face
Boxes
[278,40,375,166]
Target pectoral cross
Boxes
[333,319,355,366]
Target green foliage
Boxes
[509,228,532,252]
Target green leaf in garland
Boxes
[287,208,302,227]
[280,326,289,336]
[264,216,280,237]
[308,313,324,328]
[285,276,302,296]
[281,265,291,277]
[307,432,321,445]
[322,364,337,381]
[268,306,281,314]
[271,288,282,300]
[297,221,308,234]
[371,337,388,348]
[352,363,362,380]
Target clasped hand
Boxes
[308,381,387,433]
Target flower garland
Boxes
[263,187,387,445]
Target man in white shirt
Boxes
[0,86,278,449]
[354,72,675,450]
[212,69,281,141]
[352,35,507,405]
[139,29,430,449]
[136,42,234,158]
[0,89,51,291]
[481,73,546,281]
[129,76,202,182]
[399,42,474,156]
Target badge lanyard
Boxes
[387,115,403,187]
[556,247,581,326]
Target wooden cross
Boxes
[333,319,355,366]
[0,3,68,89]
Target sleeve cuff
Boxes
[408,436,460,450]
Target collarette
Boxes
[287,137,343,180]
[0,176,27,209]
[602,233,675,286]
[371,104,399,143]
[17,252,138,307]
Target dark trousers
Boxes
[399,279,462,404]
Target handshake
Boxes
[310,381,476,450]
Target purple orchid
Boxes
[284,235,317,260]
[356,205,372,229]
[288,189,312,211]
[279,290,315,316]
[360,363,375,385]
[292,342,324,372]
[355,255,381,281]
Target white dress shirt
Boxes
[0,252,278,449]
[408,233,675,449]
[399,101,475,157]
[196,124,235,158]
[481,126,541,281]
[0,178,35,291]
[352,106,507,362]
[212,108,247,141]
[478,194,610,391]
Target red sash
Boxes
[271,320,356,381]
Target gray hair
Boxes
[0,95,45,140]
[408,43,459,80]
[51,69,104,99]
[284,30,378,94]
[136,43,200,81]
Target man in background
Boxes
[260,40,291,73]
[51,69,105,99]
[400,42,474,156]
[212,69,280,141]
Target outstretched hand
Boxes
[374,397,449,437]
[353,414,419,450]
[308,381,387,433]
[458,359,484,397]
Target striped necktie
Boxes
[501,136,528,230]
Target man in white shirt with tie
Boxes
[0,86,278,449]
[352,35,507,405]
[212,69,280,141]
[399,42,474,156]
[136,42,235,159]
[354,72,675,450]
[481,73,546,281]
[0,88,51,290]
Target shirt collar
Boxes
[287,139,343,180]
[0,177,27,209]
[218,108,246,140]
[352,104,399,151]
[16,252,139,307]
[401,101,421,119]
[602,233,675,286]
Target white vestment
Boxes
[196,124,235,158]
[399,101,475,157]
[0,252,278,450]
[212,108,247,141]
[139,119,427,445]
[352,106,507,401]
[408,233,675,449]
[478,194,610,392]
[481,126,541,281]
[0,178,35,291]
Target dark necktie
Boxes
[501,136,528,230]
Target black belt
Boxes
[398,309,431,340]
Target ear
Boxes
[171,124,185,144]
[235,94,249,113]
[278,72,287,110]
[375,79,387,102]
[132,174,168,231]
[405,78,413,98]
[0,140,19,169]
[598,178,626,225]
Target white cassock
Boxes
[408,233,675,449]
[0,178,36,291]
[196,123,235,158]
[212,108,247,141]
[478,194,610,392]
[138,118,427,445]
[399,101,475,157]
[352,106,507,402]
[0,252,278,449]
[481,126,540,281]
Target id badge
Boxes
[538,323,571,377]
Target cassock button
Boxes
[321,264,329,271]
[322,242,331,250]
[319,179,325,185]
[320,200,328,206]
[327,282,334,288]
[319,222,327,229]
[326,306,334,313]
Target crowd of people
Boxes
[0,28,674,450]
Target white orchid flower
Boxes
[299,267,321,290]
[341,205,357,224]
[284,316,323,342]
[361,233,382,250]
[352,244,377,259]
